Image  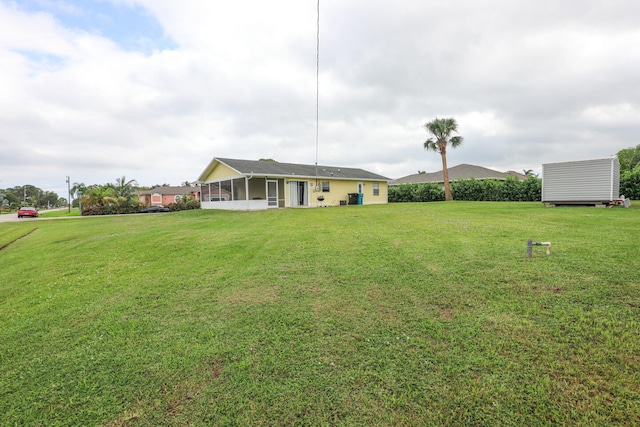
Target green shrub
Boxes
[390,177,541,203]
[167,199,201,212]
[620,167,640,200]
[451,178,483,201]
[388,183,444,202]
[81,204,140,216]
[521,176,542,201]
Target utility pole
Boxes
[66,176,70,213]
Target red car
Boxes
[18,207,38,218]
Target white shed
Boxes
[542,157,620,205]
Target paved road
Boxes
[0,212,20,223]
[0,209,69,223]
[0,210,160,223]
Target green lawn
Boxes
[1,202,639,426]
[38,208,82,218]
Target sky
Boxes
[1,0,639,197]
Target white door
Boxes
[267,180,278,208]
[358,182,364,193]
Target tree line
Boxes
[0,185,64,211]
[74,178,199,215]
[1,178,199,215]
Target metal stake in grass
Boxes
[527,239,551,257]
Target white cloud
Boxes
[581,103,640,126]
[459,111,509,138]
[1,0,639,194]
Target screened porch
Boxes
[200,177,285,210]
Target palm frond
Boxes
[424,139,438,152]
[450,135,463,147]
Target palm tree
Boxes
[110,176,138,198]
[109,176,139,213]
[423,117,464,201]
[83,186,117,208]
[70,182,87,206]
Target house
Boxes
[196,157,390,210]
[390,164,526,186]
[138,186,201,206]
[542,157,622,206]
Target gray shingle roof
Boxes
[390,164,524,185]
[215,158,390,181]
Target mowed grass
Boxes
[1,202,639,426]
[38,208,82,218]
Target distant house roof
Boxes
[138,186,200,195]
[390,164,525,185]
[505,170,528,179]
[198,158,390,182]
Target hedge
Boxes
[389,176,541,203]
[620,168,640,200]
[388,182,445,203]
[166,200,201,211]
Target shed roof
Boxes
[541,156,618,168]
[198,158,390,182]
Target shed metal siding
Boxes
[542,158,620,203]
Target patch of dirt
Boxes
[541,285,563,293]
[218,285,281,305]
[440,307,456,321]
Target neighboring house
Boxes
[390,164,526,186]
[139,186,201,206]
[197,157,390,210]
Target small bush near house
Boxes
[81,204,140,216]
[167,199,201,212]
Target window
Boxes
[373,183,380,196]
[322,181,330,192]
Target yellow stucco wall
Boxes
[202,162,241,182]
[301,179,388,206]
